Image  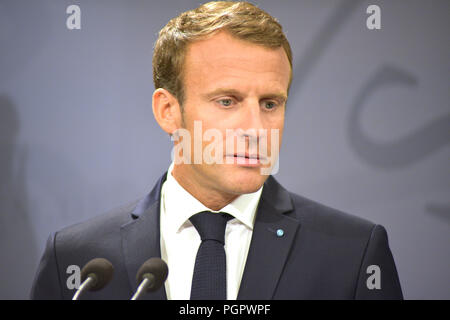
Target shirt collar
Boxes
[162,162,263,233]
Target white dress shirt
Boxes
[160,162,263,300]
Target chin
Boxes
[221,166,268,195]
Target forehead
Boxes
[183,31,291,93]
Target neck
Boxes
[171,164,238,211]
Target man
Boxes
[30,1,403,300]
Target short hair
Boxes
[152,1,293,106]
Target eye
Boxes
[217,98,233,107]
[262,101,277,110]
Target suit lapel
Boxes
[120,172,299,300]
[120,173,167,300]
[237,176,300,300]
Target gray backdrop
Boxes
[0,0,449,299]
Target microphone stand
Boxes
[130,274,155,300]
[72,276,95,300]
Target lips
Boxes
[233,153,260,160]
[224,153,267,166]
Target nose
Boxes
[236,98,267,151]
[243,98,265,132]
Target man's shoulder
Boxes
[287,190,377,237]
[54,198,141,247]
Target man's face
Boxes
[174,30,291,197]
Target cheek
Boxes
[278,127,284,143]
[267,125,284,156]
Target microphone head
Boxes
[136,258,168,292]
[80,258,114,291]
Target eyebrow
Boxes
[203,88,287,103]
[203,88,242,100]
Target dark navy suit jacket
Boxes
[30,173,403,299]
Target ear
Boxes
[152,88,182,135]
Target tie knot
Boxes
[190,211,232,245]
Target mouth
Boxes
[224,153,267,166]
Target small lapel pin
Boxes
[276,229,284,237]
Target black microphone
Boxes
[72,258,114,300]
[131,258,168,300]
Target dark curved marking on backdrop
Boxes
[425,203,450,225]
[347,65,450,169]
[288,0,361,105]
